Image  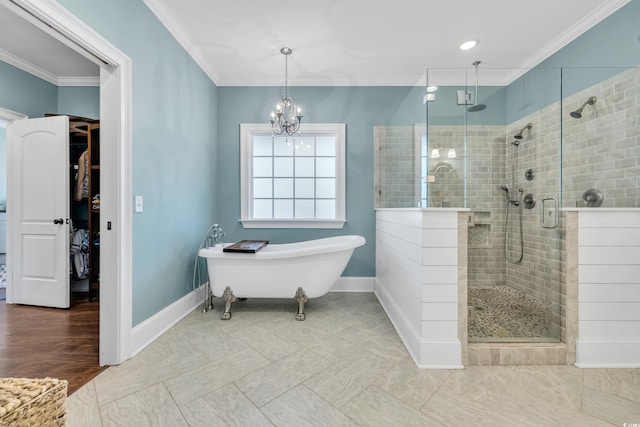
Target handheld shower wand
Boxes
[501,185,524,264]
[500,184,511,201]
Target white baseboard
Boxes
[375,286,421,362]
[575,339,640,368]
[131,284,207,357]
[331,276,374,292]
[374,284,464,369]
[129,278,370,357]
[416,340,464,369]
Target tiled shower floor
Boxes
[468,286,554,342]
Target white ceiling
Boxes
[0,0,631,87]
[0,3,99,86]
[145,0,630,86]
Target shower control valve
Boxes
[525,169,535,181]
[523,194,536,209]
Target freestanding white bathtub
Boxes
[198,235,365,320]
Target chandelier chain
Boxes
[284,50,289,99]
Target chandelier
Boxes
[269,47,303,136]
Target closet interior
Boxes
[63,114,100,302]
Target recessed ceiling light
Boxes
[460,39,478,51]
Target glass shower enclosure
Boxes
[375,64,639,346]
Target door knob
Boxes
[53,218,64,224]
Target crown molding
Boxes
[58,76,100,86]
[0,107,28,122]
[0,47,100,87]
[143,0,221,85]
[0,47,57,85]
[505,0,631,84]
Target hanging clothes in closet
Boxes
[70,227,89,280]
[74,148,89,201]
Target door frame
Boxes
[5,0,133,365]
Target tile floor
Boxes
[67,292,640,426]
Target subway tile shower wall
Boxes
[374,126,418,208]
[562,67,640,209]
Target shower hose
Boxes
[504,196,524,264]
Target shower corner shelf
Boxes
[471,209,492,223]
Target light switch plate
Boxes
[135,195,143,212]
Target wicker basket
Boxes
[0,377,68,427]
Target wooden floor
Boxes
[0,293,105,395]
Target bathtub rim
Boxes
[198,235,366,260]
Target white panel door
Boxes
[7,116,70,308]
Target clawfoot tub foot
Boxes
[294,287,309,321]
[221,286,237,320]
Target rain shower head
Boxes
[467,60,487,112]
[514,122,533,139]
[467,103,486,113]
[570,96,597,118]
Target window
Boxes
[240,123,346,228]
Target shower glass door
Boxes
[426,66,564,343]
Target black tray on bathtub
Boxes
[223,240,269,253]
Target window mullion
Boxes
[313,136,318,218]
[292,142,296,219]
[271,138,275,219]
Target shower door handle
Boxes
[540,197,558,229]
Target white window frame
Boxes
[240,123,346,229]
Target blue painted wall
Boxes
[0,61,57,117]
[383,81,508,127]
[0,62,99,120]
[425,86,507,126]
[54,0,219,325]
[542,0,640,70]
[217,86,418,277]
[0,126,5,205]
[58,86,100,119]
